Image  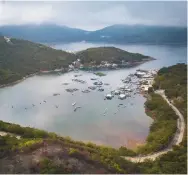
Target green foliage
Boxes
[138,92,178,154]
[0,69,22,85]
[0,36,76,85]
[94,72,106,76]
[68,148,78,155]
[39,158,73,174]
[77,47,149,65]
[118,146,137,156]
[0,120,57,139]
[0,135,19,155]
[154,63,187,118]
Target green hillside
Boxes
[0,36,76,84]
[77,46,150,65]
[0,37,152,85]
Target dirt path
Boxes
[122,90,185,162]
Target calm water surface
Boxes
[0,42,186,148]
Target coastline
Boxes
[0,66,157,149]
[0,58,154,89]
[0,73,37,88]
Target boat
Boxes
[53,93,60,96]
[91,78,97,80]
[88,86,97,90]
[119,94,126,100]
[114,90,120,95]
[72,102,76,106]
[74,106,81,112]
[98,88,104,91]
[105,94,113,100]
[104,108,108,113]
[82,89,90,93]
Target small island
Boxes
[74,47,154,71]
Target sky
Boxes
[0,1,187,30]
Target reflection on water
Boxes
[0,43,186,148]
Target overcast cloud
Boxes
[0,1,187,30]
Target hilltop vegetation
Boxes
[77,47,150,65]
[0,36,76,85]
[0,36,150,85]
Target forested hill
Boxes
[0,36,76,73]
[77,47,150,65]
[0,36,77,85]
[0,36,151,85]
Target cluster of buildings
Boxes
[104,69,158,100]
[68,59,136,71]
[4,36,12,44]
[135,69,158,92]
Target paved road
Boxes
[122,90,185,162]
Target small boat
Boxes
[98,88,104,92]
[74,106,81,112]
[104,108,108,113]
[105,94,113,100]
[119,94,126,100]
[53,93,60,96]
[72,102,76,106]
[43,100,46,103]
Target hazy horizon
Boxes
[0,1,187,30]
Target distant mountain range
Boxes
[0,24,186,45]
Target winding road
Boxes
[122,90,185,162]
